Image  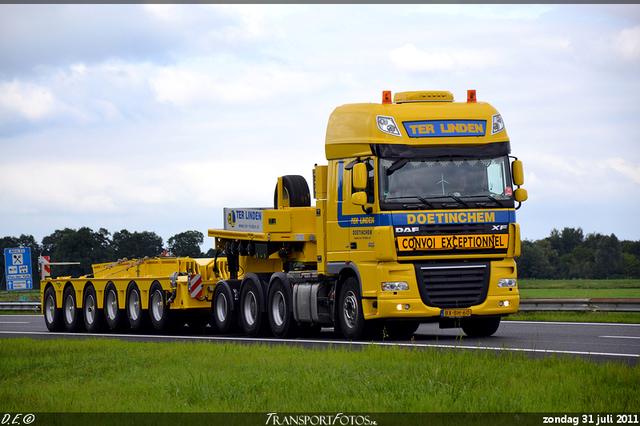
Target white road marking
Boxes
[600,336,640,340]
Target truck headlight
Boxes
[376,115,402,137]
[382,282,409,291]
[498,278,517,288]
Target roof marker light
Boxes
[382,91,392,104]
[467,89,477,103]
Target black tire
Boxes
[338,277,380,340]
[62,286,83,333]
[104,282,126,331]
[212,284,239,334]
[126,282,149,331]
[461,317,501,337]
[273,175,311,208]
[267,278,297,338]
[83,285,104,333]
[43,286,64,332]
[239,278,269,337]
[149,281,172,332]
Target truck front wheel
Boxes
[338,277,380,341]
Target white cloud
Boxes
[603,158,640,184]
[615,26,640,61]
[389,44,499,72]
[150,62,327,106]
[0,80,57,120]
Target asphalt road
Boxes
[1,315,638,365]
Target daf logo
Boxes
[492,225,508,231]
[396,227,420,233]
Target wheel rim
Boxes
[85,294,96,325]
[128,290,140,321]
[106,289,117,320]
[45,293,55,324]
[64,293,75,325]
[271,291,286,327]
[151,289,164,322]
[243,291,258,326]
[216,293,228,323]
[342,290,358,329]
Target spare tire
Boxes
[273,175,311,208]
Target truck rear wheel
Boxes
[149,281,171,332]
[43,286,64,332]
[63,286,83,333]
[239,278,269,337]
[212,284,238,333]
[274,175,311,208]
[267,278,297,338]
[83,285,104,333]
[461,317,501,337]
[104,283,126,331]
[126,282,149,332]
[338,277,380,341]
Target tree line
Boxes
[0,227,215,285]
[517,227,640,279]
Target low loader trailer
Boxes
[42,89,527,340]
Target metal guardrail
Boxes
[0,302,41,311]
[1,299,639,313]
[519,298,640,312]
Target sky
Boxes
[1,4,639,253]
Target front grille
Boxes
[415,262,489,308]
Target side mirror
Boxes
[514,188,528,202]
[352,191,367,206]
[353,162,368,190]
[512,160,525,186]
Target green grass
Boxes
[518,279,640,299]
[506,311,640,323]
[519,289,640,299]
[0,337,638,413]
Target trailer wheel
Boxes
[461,317,501,337]
[104,283,126,331]
[212,285,238,333]
[126,282,149,331]
[62,286,83,333]
[274,175,311,208]
[239,279,269,337]
[338,277,380,340]
[267,278,297,338]
[43,286,64,332]
[149,281,171,332]
[83,285,104,333]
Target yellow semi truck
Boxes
[42,89,527,340]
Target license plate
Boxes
[441,309,472,317]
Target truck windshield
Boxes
[379,156,514,210]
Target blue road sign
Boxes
[4,247,32,290]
